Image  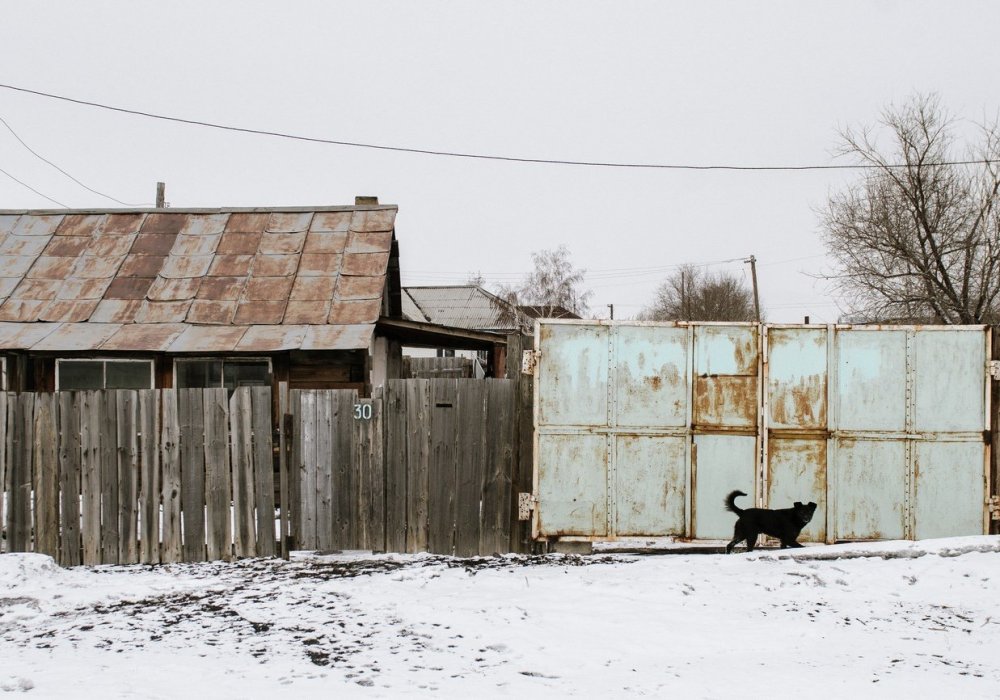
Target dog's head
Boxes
[793,501,818,525]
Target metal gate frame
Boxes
[531,320,993,543]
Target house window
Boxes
[175,358,272,392]
[56,359,154,391]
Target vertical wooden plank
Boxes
[0,392,6,548]
[383,380,408,553]
[507,333,535,553]
[481,380,515,555]
[251,386,275,557]
[314,391,332,550]
[80,391,102,565]
[100,391,119,565]
[117,391,139,564]
[138,389,160,565]
[160,389,182,564]
[230,387,256,557]
[8,392,34,552]
[58,392,82,566]
[33,393,59,557]
[178,389,206,562]
[278,381,290,559]
[405,380,430,553]
[333,391,356,549]
[204,388,231,561]
[428,380,458,555]
[353,388,385,551]
[369,386,385,552]
[297,390,317,550]
[454,381,486,557]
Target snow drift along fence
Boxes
[288,379,518,557]
[1,387,276,565]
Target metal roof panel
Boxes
[167,324,248,352]
[0,321,60,349]
[310,211,352,232]
[0,235,51,256]
[302,323,374,350]
[90,299,143,324]
[32,322,121,351]
[283,300,331,324]
[186,299,237,325]
[266,212,313,233]
[39,299,100,323]
[102,323,188,351]
[236,324,308,351]
[13,215,64,236]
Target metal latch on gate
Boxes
[518,493,537,520]
[989,496,1000,521]
[522,350,540,375]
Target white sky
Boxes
[1,1,998,322]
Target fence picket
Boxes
[117,391,139,564]
[383,381,407,553]
[204,388,231,561]
[251,386,275,557]
[0,393,6,549]
[58,392,82,567]
[405,380,430,553]
[80,392,101,565]
[333,391,356,549]
[454,382,486,557]
[428,380,458,555]
[8,393,33,552]
[161,390,182,564]
[33,393,59,557]
[138,390,160,565]
[230,388,256,557]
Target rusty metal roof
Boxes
[403,285,523,332]
[0,205,396,351]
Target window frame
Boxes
[172,356,274,391]
[55,357,156,391]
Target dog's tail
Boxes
[724,490,747,516]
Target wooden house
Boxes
[0,201,507,395]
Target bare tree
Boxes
[510,245,593,318]
[821,94,1000,324]
[641,264,757,321]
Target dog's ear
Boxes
[794,501,802,508]
[808,502,817,508]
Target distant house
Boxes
[0,202,506,394]
[517,304,582,321]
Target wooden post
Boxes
[507,334,535,553]
[748,255,761,323]
[156,182,165,208]
[278,381,290,559]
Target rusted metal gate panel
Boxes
[691,325,758,538]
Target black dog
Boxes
[724,490,817,554]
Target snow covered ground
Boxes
[3,538,1000,698]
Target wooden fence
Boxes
[289,379,518,557]
[1,387,276,565]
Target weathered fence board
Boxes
[117,391,139,565]
[138,390,159,565]
[333,391,355,549]
[383,381,407,552]
[161,390,182,564]
[428,380,458,555]
[100,391,119,565]
[179,390,206,563]
[33,393,59,558]
[58,392,81,567]
[8,393,33,553]
[455,381,486,557]
[230,387,256,558]
[204,388,231,562]
[405,380,431,553]
[252,386,275,558]
[80,392,101,565]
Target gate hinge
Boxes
[988,361,1000,380]
[522,350,540,375]
[518,492,537,520]
[989,496,1000,521]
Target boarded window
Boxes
[57,359,154,391]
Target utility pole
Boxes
[747,255,761,322]
[681,270,688,321]
[155,182,165,208]
[607,303,614,320]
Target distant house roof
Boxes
[0,205,398,352]
[518,305,581,320]
[402,285,521,333]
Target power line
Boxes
[0,165,67,207]
[2,82,998,172]
[0,114,145,206]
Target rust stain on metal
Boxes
[234,300,287,324]
[336,275,384,300]
[349,209,395,233]
[303,231,348,254]
[56,214,105,236]
[243,276,293,301]
[259,231,307,255]
[693,375,758,427]
[5,255,45,278]
[135,300,194,324]
[102,323,187,351]
[0,298,47,321]
[309,211,352,232]
[0,278,17,299]
[171,233,221,256]
[208,254,254,277]
[301,323,374,350]
[266,212,313,233]
[43,236,90,257]
[160,255,213,279]
[131,233,178,255]
[328,298,381,325]
[13,215,64,237]
[289,276,335,301]
[25,256,74,280]
[0,235,51,256]
[89,299,143,324]
[0,321,59,349]
[770,374,826,428]
[98,213,146,235]
[283,300,331,324]
[346,230,393,253]
[147,277,202,301]
[140,213,185,235]
[298,253,341,277]
[10,279,62,300]
[186,300,238,325]
[39,299,100,323]
[31,322,121,351]
[341,251,390,276]
[252,253,298,277]
[197,276,246,301]
[168,324,248,351]
[217,231,262,255]
[224,212,269,233]
[103,277,154,301]
[237,324,307,351]
[73,255,125,279]
[119,254,167,278]
[86,233,137,258]
[56,278,112,301]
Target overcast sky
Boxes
[1,1,998,322]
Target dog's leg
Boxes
[726,523,744,554]
[745,532,758,552]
